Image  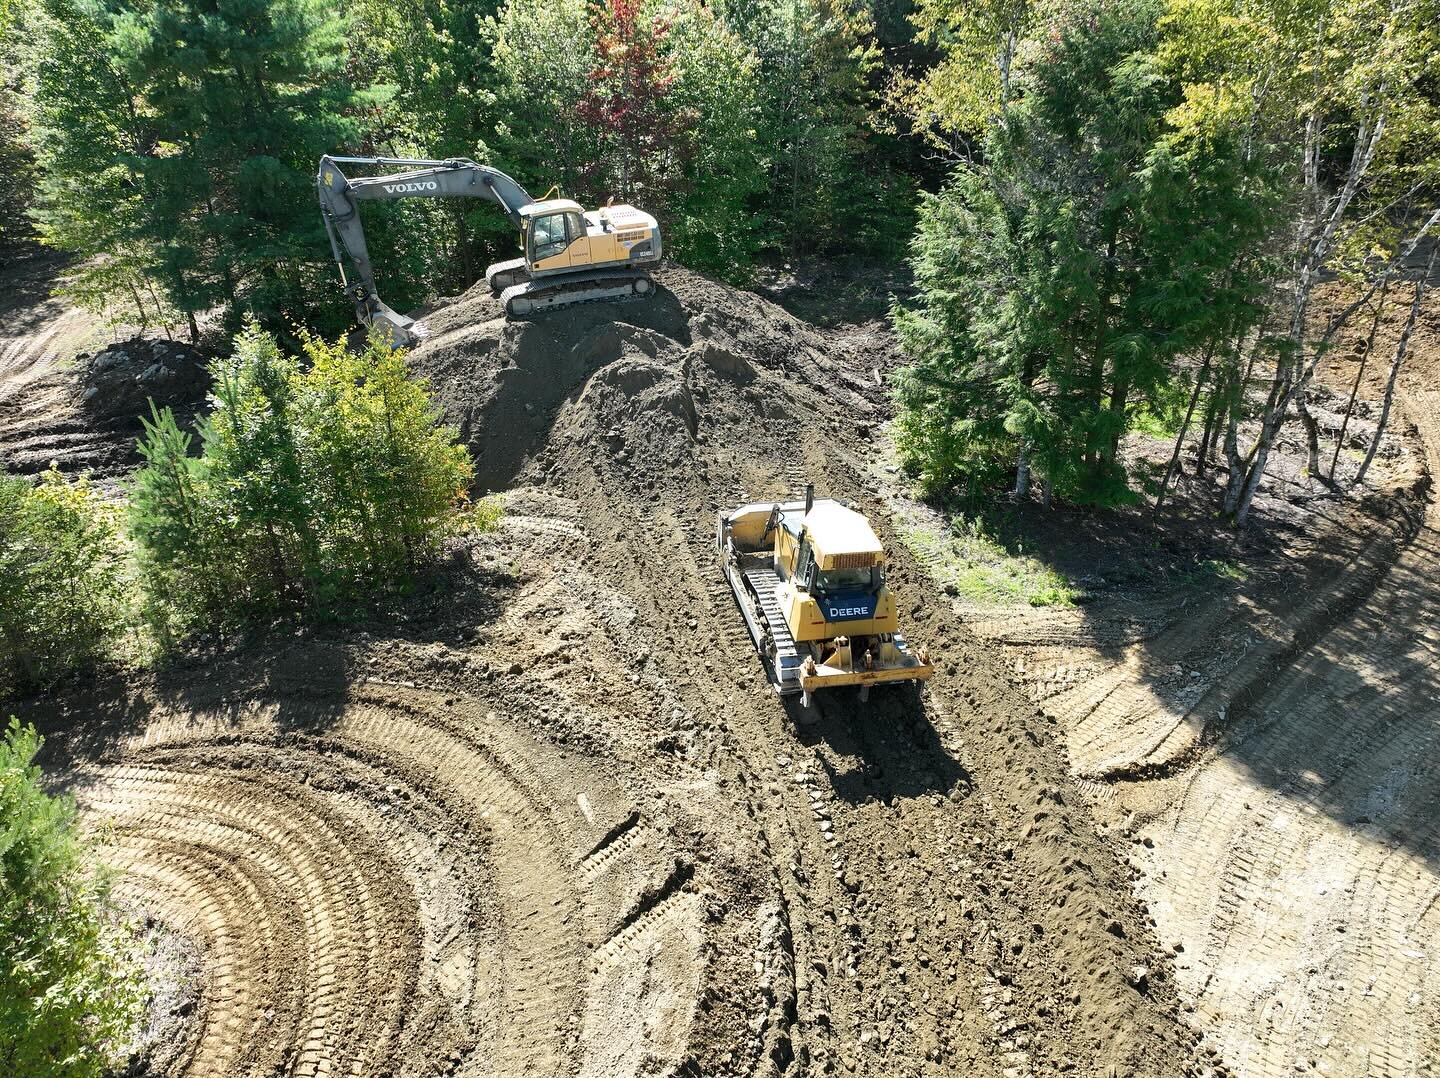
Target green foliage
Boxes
[486,0,765,281]
[25,0,380,335]
[0,57,33,250]
[0,719,144,1075]
[0,470,131,699]
[901,518,1076,607]
[130,326,475,633]
[721,0,909,260]
[895,0,1033,149]
[893,0,1280,506]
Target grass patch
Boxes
[1170,556,1248,588]
[903,517,1077,608]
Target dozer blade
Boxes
[797,640,935,706]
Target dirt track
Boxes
[13,265,1438,1077]
[953,291,1440,1077]
[7,268,1215,1077]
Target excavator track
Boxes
[500,270,654,318]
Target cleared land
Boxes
[5,265,1436,1077]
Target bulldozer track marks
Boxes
[68,675,719,1078]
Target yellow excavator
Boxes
[718,486,935,707]
[317,155,662,343]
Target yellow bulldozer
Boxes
[717,486,934,707]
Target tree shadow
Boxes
[917,423,1440,870]
[17,556,516,795]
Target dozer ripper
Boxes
[317,155,662,343]
[718,486,934,707]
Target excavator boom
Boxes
[317,154,661,343]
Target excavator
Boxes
[718,486,935,708]
[316,155,663,343]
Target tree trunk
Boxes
[1196,392,1222,476]
[1013,444,1031,500]
[1222,404,1246,517]
[1296,393,1323,479]
[1329,279,1391,479]
[1353,240,1438,487]
[1154,343,1216,515]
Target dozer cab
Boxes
[718,486,934,707]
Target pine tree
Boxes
[27,0,379,335]
[0,720,144,1077]
[721,0,896,258]
[130,326,475,632]
[893,0,1277,505]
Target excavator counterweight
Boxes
[317,156,662,343]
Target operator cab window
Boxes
[815,565,879,593]
[531,213,568,260]
[566,212,587,242]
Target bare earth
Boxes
[4,264,1437,1078]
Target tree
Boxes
[1162,0,1440,524]
[721,0,896,257]
[893,0,1276,505]
[0,470,131,699]
[130,326,476,633]
[486,0,763,280]
[0,54,33,252]
[578,0,687,203]
[892,0,1034,153]
[26,0,382,337]
[0,719,144,1076]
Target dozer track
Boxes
[499,269,655,318]
[729,558,805,695]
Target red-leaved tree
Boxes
[577,0,695,205]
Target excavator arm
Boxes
[316,155,535,343]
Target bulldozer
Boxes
[718,486,934,707]
[316,155,662,343]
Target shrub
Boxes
[0,470,130,699]
[130,326,476,632]
[0,719,144,1076]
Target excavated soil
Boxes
[922,287,1440,1078]
[7,266,1213,1078]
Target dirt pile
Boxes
[0,335,210,483]
[22,266,1209,1078]
[78,338,210,421]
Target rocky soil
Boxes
[7,265,1217,1078]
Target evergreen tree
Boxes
[0,720,144,1076]
[894,0,1276,504]
[722,0,908,260]
[27,0,380,336]
[130,326,475,633]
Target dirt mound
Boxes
[0,335,210,484]
[78,337,210,421]
[22,265,1207,1078]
